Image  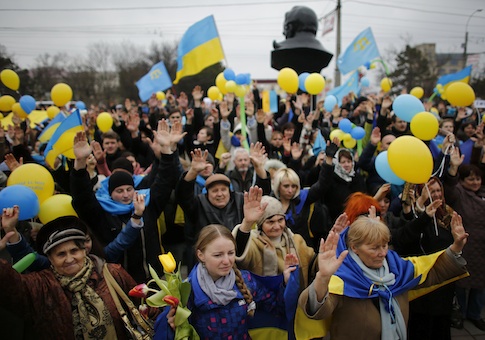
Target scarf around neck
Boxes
[333,149,355,182]
[196,263,237,306]
[53,257,117,340]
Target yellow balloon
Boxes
[225,80,237,93]
[38,194,78,224]
[7,163,55,204]
[216,72,228,95]
[329,129,344,141]
[445,82,475,107]
[343,138,357,149]
[51,83,73,107]
[410,87,424,99]
[46,105,61,119]
[0,95,16,113]
[343,133,352,142]
[0,113,3,120]
[305,73,326,95]
[207,86,221,101]
[277,68,299,94]
[156,91,166,100]
[234,85,247,98]
[0,69,20,91]
[12,102,28,119]
[381,78,393,92]
[96,112,113,132]
[410,111,439,141]
[388,136,433,184]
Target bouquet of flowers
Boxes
[129,252,199,340]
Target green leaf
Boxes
[174,306,191,327]
[149,265,171,295]
[146,290,168,307]
[180,281,192,307]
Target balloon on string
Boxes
[215,72,228,94]
[225,80,237,93]
[12,102,28,119]
[207,86,221,101]
[0,69,20,91]
[51,83,73,107]
[343,138,357,149]
[0,185,39,220]
[7,163,55,204]
[343,133,352,142]
[298,72,310,92]
[19,95,36,114]
[156,91,165,100]
[46,105,60,119]
[329,129,344,141]
[410,111,439,141]
[338,118,352,133]
[38,194,78,224]
[364,61,371,69]
[375,151,405,185]
[223,69,236,81]
[381,78,393,92]
[393,94,425,122]
[0,95,16,112]
[96,112,113,132]
[445,82,475,107]
[360,77,370,87]
[350,126,366,140]
[387,135,433,184]
[305,73,325,95]
[277,68,299,94]
[324,95,338,112]
[410,87,424,99]
[234,85,247,98]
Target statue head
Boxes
[283,6,319,39]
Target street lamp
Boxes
[463,9,483,64]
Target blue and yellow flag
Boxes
[44,109,83,168]
[437,65,471,91]
[337,27,380,75]
[136,61,172,102]
[326,71,360,106]
[173,15,225,84]
[38,112,66,143]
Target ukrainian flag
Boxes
[173,15,225,84]
[38,112,66,143]
[44,109,83,168]
[337,27,380,75]
[437,65,471,91]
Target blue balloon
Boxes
[76,101,86,110]
[19,95,36,114]
[375,151,405,185]
[298,72,309,92]
[223,69,236,81]
[0,185,39,220]
[243,73,251,85]
[393,94,425,123]
[324,95,338,112]
[364,61,371,69]
[350,126,366,140]
[360,77,370,87]
[235,74,247,85]
[338,118,352,133]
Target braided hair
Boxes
[195,224,254,316]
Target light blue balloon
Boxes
[324,95,338,112]
[375,151,405,185]
[350,126,366,140]
[298,72,309,92]
[393,94,425,123]
[360,77,370,87]
[19,95,36,114]
[223,69,236,81]
[235,74,247,85]
[76,101,86,110]
[243,73,251,85]
[338,118,352,133]
[0,185,40,220]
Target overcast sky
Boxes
[1,0,484,85]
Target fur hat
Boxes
[36,216,87,255]
[108,171,134,195]
[204,174,231,190]
[256,196,286,228]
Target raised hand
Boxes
[256,109,266,124]
[219,101,230,120]
[249,142,267,169]
[370,127,381,146]
[283,253,299,284]
[190,149,209,174]
[368,206,380,221]
[331,213,349,234]
[241,186,266,230]
[192,86,203,102]
[2,205,20,232]
[373,183,391,201]
[425,199,442,217]
[450,212,468,253]
[317,231,348,280]
[126,113,140,134]
[290,142,303,160]
[245,100,255,117]
[0,231,16,251]
[73,131,92,160]
[133,192,146,216]
[169,121,187,146]
[4,153,22,172]
[148,94,158,108]
[91,141,105,162]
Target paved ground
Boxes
[452,320,485,340]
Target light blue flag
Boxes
[136,61,172,102]
[327,71,360,107]
[270,90,278,113]
[337,27,380,75]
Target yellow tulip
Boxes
[159,252,176,273]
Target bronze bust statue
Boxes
[271,6,333,74]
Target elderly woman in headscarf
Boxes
[0,215,146,339]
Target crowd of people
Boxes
[0,84,483,339]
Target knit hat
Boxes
[108,171,134,195]
[204,174,231,190]
[256,196,286,228]
[206,153,215,167]
[111,157,134,174]
[37,216,88,255]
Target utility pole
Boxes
[463,9,482,67]
[334,0,342,86]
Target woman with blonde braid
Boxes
[159,224,299,339]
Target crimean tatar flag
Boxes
[173,15,225,84]
[337,27,380,75]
